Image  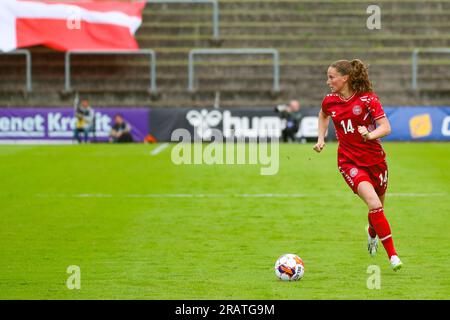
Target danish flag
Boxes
[0,0,146,52]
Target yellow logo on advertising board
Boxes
[409,114,432,138]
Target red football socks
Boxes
[367,225,377,238]
[368,207,398,258]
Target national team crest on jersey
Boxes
[353,105,362,115]
[350,168,359,177]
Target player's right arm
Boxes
[313,109,330,153]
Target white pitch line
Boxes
[36,193,312,199]
[35,192,447,199]
[150,143,169,156]
[387,193,447,197]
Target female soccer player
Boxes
[313,59,402,271]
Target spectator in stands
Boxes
[74,98,95,143]
[275,100,303,142]
[109,114,134,143]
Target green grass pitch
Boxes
[0,142,449,299]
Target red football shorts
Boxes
[338,160,388,196]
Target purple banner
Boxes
[0,108,149,143]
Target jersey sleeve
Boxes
[321,96,330,116]
[368,95,386,120]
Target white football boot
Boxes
[390,255,403,272]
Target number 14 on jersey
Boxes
[340,119,355,134]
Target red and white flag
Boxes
[0,0,146,52]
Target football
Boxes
[274,254,305,281]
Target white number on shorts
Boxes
[379,170,388,186]
[340,119,355,134]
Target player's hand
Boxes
[313,141,325,153]
[358,126,370,140]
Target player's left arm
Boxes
[358,116,391,140]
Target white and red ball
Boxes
[274,254,305,281]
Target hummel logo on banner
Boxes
[186,109,222,139]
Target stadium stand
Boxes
[0,0,450,108]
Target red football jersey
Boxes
[321,92,387,167]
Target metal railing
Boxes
[145,0,220,40]
[412,48,450,90]
[0,50,32,92]
[188,48,280,92]
[65,49,157,92]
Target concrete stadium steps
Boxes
[14,47,450,68]
[1,60,449,93]
[22,46,450,64]
[139,25,450,37]
[1,0,450,108]
[141,14,450,24]
[136,36,450,48]
[110,48,448,63]
[223,1,450,11]
[3,47,450,72]
[2,59,449,83]
[2,73,447,89]
[144,0,450,13]
[1,89,449,109]
[1,76,449,97]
